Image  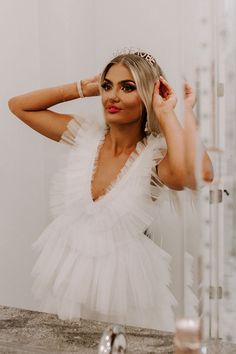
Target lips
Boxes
[107,106,121,113]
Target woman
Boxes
[8,51,213,331]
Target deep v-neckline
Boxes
[89,127,147,203]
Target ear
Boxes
[159,80,168,98]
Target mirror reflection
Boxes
[9,48,213,332]
[187,0,236,346]
[6,0,236,343]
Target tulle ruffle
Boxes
[32,212,176,330]
[32,116,178,331]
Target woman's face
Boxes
[101,63,144,126]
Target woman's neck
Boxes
[106,122,145,156]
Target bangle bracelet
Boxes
[77,80,84,98]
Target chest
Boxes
[91,147,132,201]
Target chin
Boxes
[104,114,140,127]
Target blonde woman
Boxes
[8,52,213,331]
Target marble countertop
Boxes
[1,306,236,353]
[0,306,174,353]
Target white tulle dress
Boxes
[31,116,177,332]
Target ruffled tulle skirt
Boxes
[31,118,177,331]
[31,211,176,332]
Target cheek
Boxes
[125,96,142,109]
[129,98,143,116]
[101,92,108,107]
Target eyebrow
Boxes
[104,78,136,85]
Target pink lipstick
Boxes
[107,106,121,113]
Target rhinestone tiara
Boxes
[112,47,156,66]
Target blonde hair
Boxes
[100,53,166,136]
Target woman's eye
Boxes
[122,84,136,92]
[101,82,111,91]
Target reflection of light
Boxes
[201,345,207,354]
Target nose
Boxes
[107,87,120,102]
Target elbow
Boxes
[174,175,186,190]
[8,96,24,118]
[201,153,214,183]
[8,97,19,114]
[202,168,214,183]
[185,158,214,189]
[184,170,214,190]
[202,158,214,183]
[167,171,186,191]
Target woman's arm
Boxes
[8,75,100,141]
[153,78,214,190]
[153,77,186,190]
[183,82,214,188]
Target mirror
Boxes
[0,0,219,336]
[222,0,236,342]
[183,0,236,346]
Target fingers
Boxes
[153,80,163,100]
[184,81,192,93]
[183,81,196,107]
[92,74,101,83]
[154,80,160,93]
[153,80,163,105]
[153,78,177,105]
[160,76,174,94]
[158,76,175,99]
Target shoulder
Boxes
[59,114,105,146]
[144,133,167,165]
[144,134,167,191]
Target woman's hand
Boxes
[80,74,101,97]
[184,81,196,109]
[152,76,177,119]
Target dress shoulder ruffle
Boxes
[59,115,82,146]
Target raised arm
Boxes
[152,77,214,190]
[183,81,214,188]
[8,75,100,142]
[152,77,186,190]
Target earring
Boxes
[144,120,151,134]
[144,122,148,132]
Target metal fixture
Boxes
[98,324,127,354]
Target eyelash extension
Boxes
[101,82,111,90]
[101,82,136,92]
[121,84,136,92]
